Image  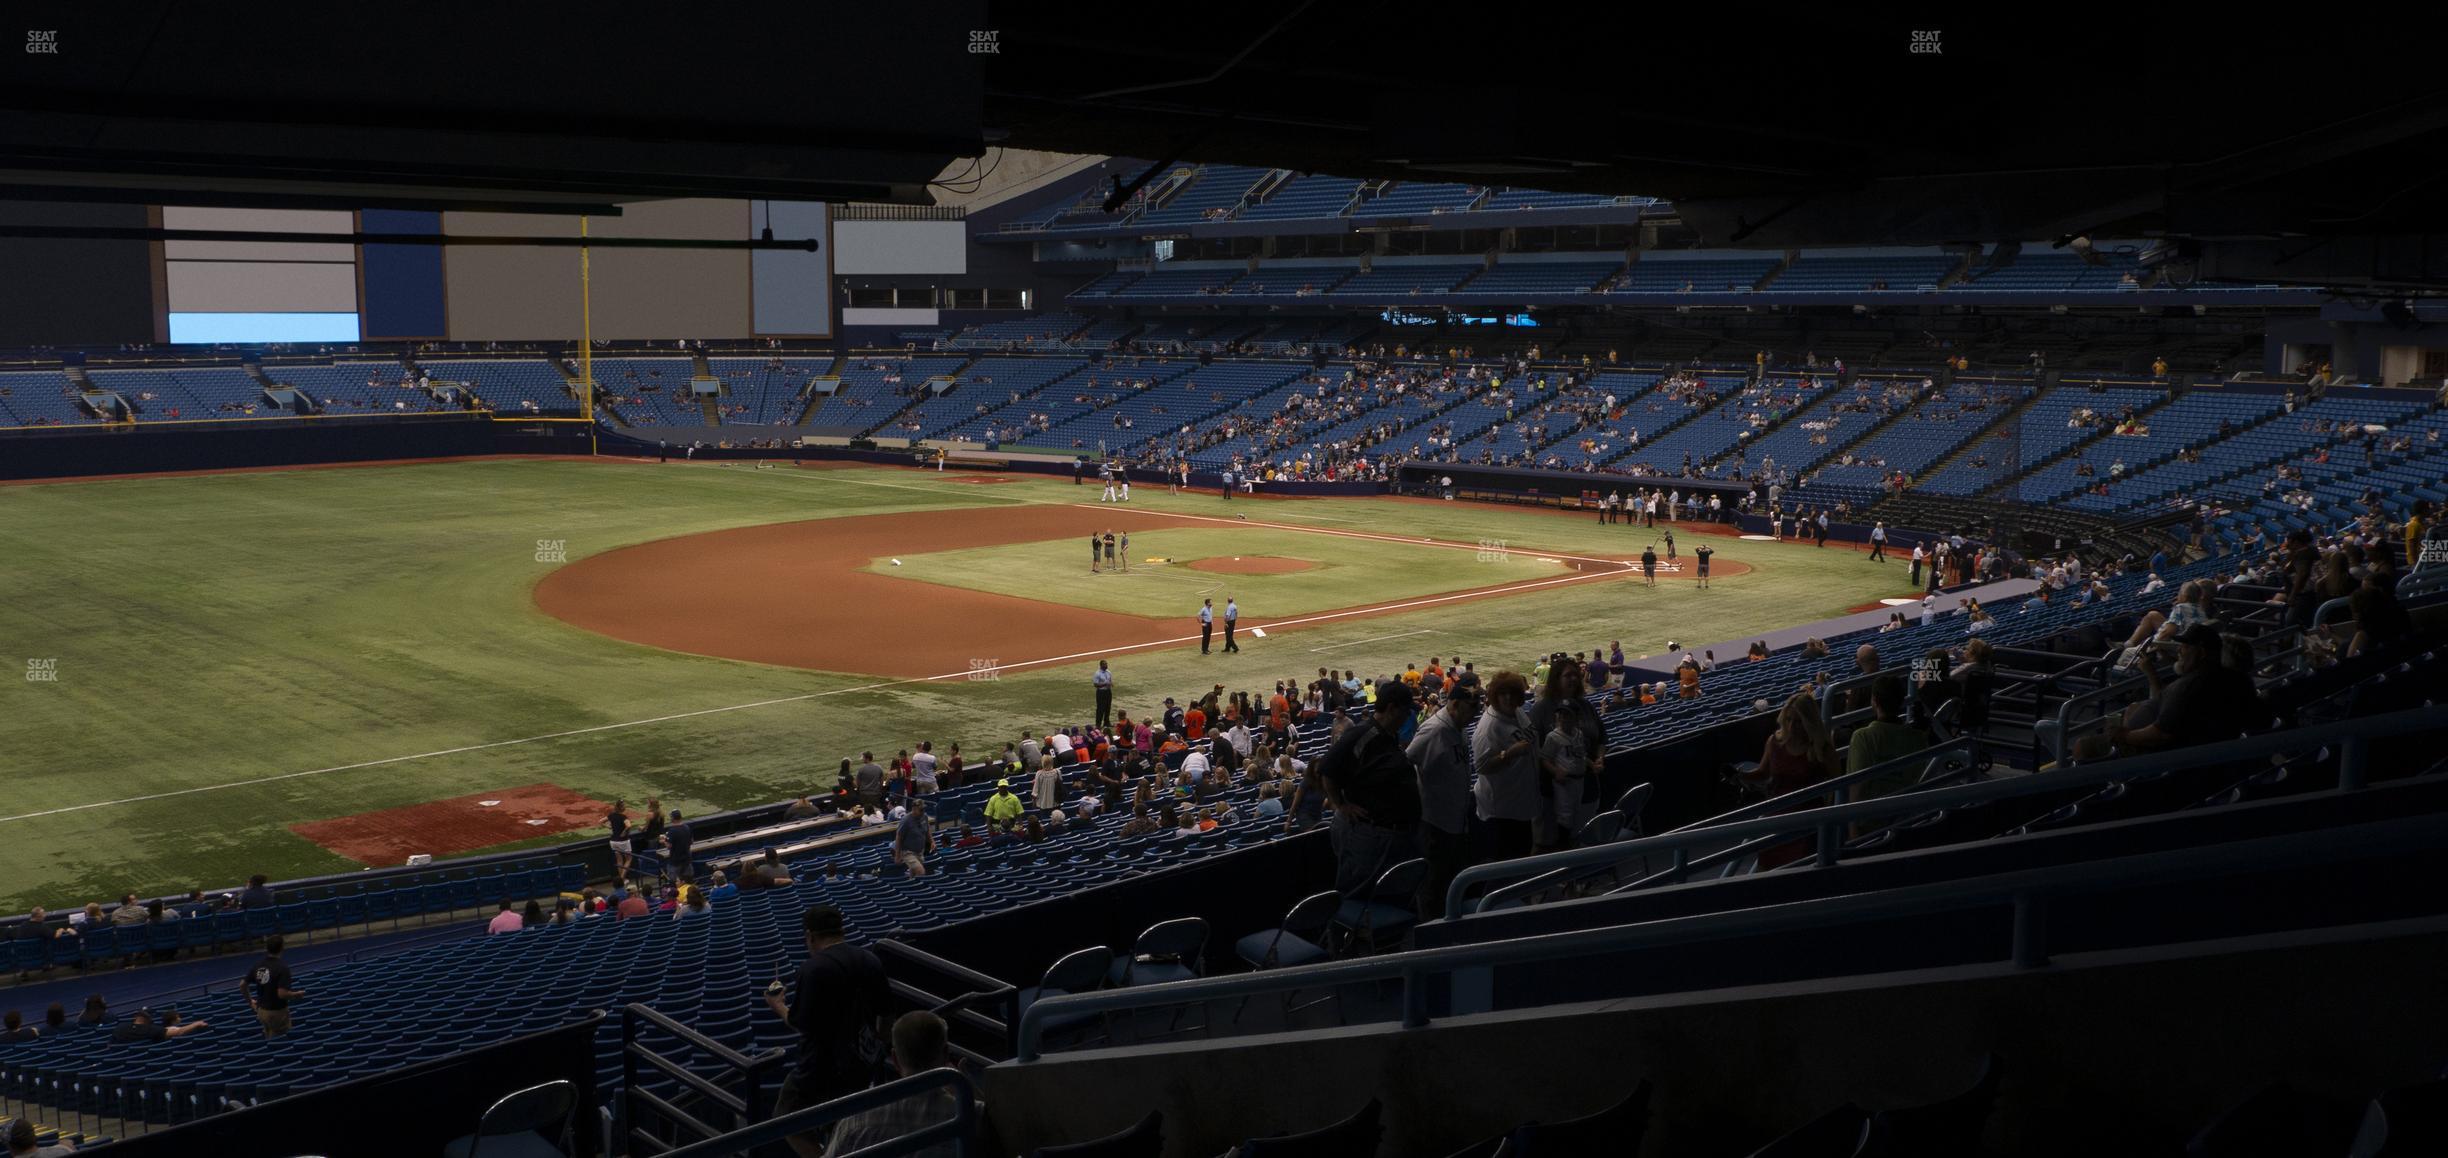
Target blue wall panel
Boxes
[361,209,447,339]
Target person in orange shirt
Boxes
[1401,664,1424,688]
[1268,685,1291,731]
[1184,704,1207,741]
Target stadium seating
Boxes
[705,358,833,426]
[1805,381,2030,505]
[1350,182,1481,217]
[1132,166,1273,227]
[1607,257,1780,294]
[1455,262,1623,297]
[2064,393,2427,514]
[1238,175,1364,221]
[1107,266,1243,298]
[1611,375,1831,475]
[1325,265,1479,298]
[1769,254,1959,293]
[1478,187,1623,212]
[426,360,580,417]
[805,355,968,432]
[1916,384,2165,497]
[904,356,1090,438]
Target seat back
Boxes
[1042,946,1115,993]
[1512,1077,1652,1155]
[1031,1108,1164,1158]
[1130,918,1208,968]
[1576,811,1624,847]
[1369,859,1430,906]
[476,1078,577,1141]
[1746,1104,1869,1158]
[1282,890,1342,939]
[1613,782,1653,829]
[1239,1098,1383,1158]
[1860,1055,1999,1157]
[2373,1076,2448,1156]
[2188,1082,2370,1157]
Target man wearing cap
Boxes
[1406,680,1478,919]
[1198,599,1215,654]
[983,779,1023,834]
[1162,697,1184,736]
[765,905,888,1157]
[1092,660,1114,728]
[1316,679,1425,893]
[1223,598,1241,653]
[2109,625,2258,754]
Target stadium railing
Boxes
[1441,704,2436,919]
[1012,721,2445,1062]
[649,1067,981,1158]
[617,1002,786,1156]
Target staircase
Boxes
[792,354,847,425]
[1895,381,2053,493]
[858,356,974,438]
[699,394,723,425]
[1974,386,2185,502]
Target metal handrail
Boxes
[653,1067,979,1158]
[1485,744,1991,909]
[1445,705,2434,919]
[621,1002,787,1156]
[1017,807,2448,1062]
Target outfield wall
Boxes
[0,413,588,480]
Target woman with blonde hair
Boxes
[1737,692,1841,868]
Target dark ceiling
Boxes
[2,4,2444,289]
[982,7,2448,290]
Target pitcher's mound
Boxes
[1184,555,1315,575]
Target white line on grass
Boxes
[4,468,1638,824]
[1309,628,1440,652]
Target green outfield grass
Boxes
[0,459,1909,911]
[866,526,1569,617]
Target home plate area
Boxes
[289,783,612,867]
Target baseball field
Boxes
[0,457,1910,911]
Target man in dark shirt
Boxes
[764,905,889,1158]
[1317,680,1425,893]
[664,812,694,883]
[2112,625,2258,753]
[112,1008,207,1044]
[239,874,274,910]
[242,935,302,1038]
[893,799,932,877]
[0,1010,36,1044]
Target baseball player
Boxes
[1223,598,1241,652]
[1100,463,1119,503]
[1199,599,1215,654]
[1118,466,1131,503]
[1663,528,1677,560]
